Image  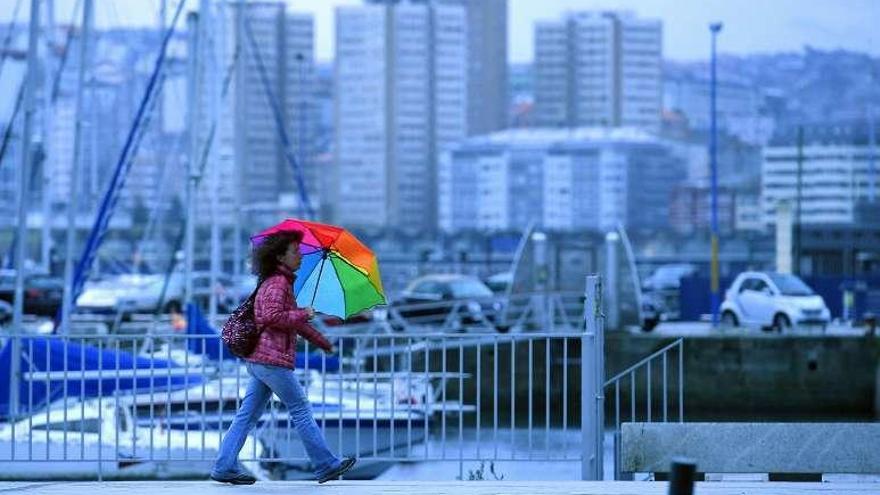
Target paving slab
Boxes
[0,481,876,495]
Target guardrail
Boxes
[0,332,585,481]
[604,338,684,480]
[0,281,682,481]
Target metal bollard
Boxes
[668,458,696,495]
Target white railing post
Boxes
[582,275,604,480]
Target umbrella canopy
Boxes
[251,219,385,319]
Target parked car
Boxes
[484,271,512,294]
[639,291,665,332]
[720,272,830,332]
[389,274,507,332]
[641,264,697,291]
[77,272,238,316]
[0,274,64,317]
[641,263,697,322]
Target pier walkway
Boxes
[0,481,875,495]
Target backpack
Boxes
[221,281,264,358]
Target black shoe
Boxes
[317,457,357,484]
[210,471,257,485]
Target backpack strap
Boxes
[248,277,266,303]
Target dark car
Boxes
[639,291,665,332]
[641,263,697,322]
[389,274,507,332]
[0,274,64,317]
[77,272,240,317]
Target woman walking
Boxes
[211,230,356,485]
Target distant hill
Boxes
[666,47,880,124]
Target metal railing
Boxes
[604,337,685,480]
[0,282,682,481]
[0,331,593,480]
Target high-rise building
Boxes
[283,12,318,212]
[46,30,161,216]
[669,181,736,234]
[458,0,507,136]
[762,121,880,226]
[534,11,662,130]
[439,127,685,233]
[235,2,284,209]
[664,75,774,145]
[370,0,506,137]
[204,2,316,225]
[334,1,467,234]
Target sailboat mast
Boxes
[40,0,55,273]
[184,11,201,307]
[11,0,43,420]
[60,0,94,333]
[205,0,221,321]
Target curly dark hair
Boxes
[251,230,304,281]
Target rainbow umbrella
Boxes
[250,219,385,319]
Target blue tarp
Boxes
[0,336,203,420]
[185,303,340,371]
[297,348,340,372]
[186,303,232,361]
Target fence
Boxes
[0,278,681,481]
[603,338,684,480]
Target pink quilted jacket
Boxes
[247,264,332,369]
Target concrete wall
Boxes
[397,333,879,426]
[606,333,878,419]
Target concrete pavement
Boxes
[0,481,876,495]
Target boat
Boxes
[125,369,435,480]
[0,395,264,480]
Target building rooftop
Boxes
[769,118,880,147]
[463,127,660,149]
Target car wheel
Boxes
[773,313,792,333]
[447,312,464,332]
[641,317,659,332]
[454,317,466,333]
[494,324,511,333]
[721,311,739,328]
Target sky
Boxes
[0,0,878,62]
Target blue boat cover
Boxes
[0,336,203,420]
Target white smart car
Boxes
[720,271,830,332]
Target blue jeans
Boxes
[212,362,342,479]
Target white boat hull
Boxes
[149,412,429,480]
[0,433,260,480]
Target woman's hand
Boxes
[302,307,316,320]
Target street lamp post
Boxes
[709,22,723,327]
[296,52,308,219]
